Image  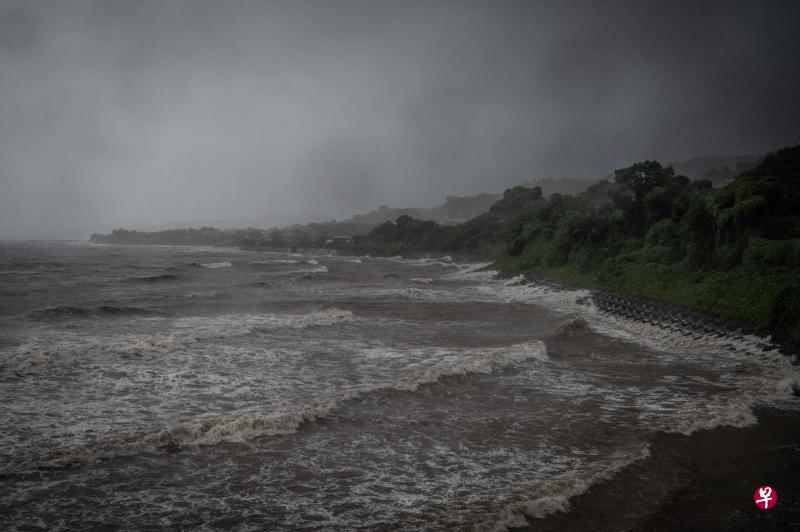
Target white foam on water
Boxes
[381,255,459,268]
[487,445,651,530]
[105,244,251,254]
[293,265,328,274]
[1,309,354,374]
[200,261,232,269]
[388,341,547,391]
[0,340,547,475]
[443,264,496,281]
[250,259,302,264]
[492,276,800,436]
[370,287,451,300]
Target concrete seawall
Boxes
[488,267,799,359]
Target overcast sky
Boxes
[1,0,798,238]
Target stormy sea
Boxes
[1,241,798,531]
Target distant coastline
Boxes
[90,145,800,351]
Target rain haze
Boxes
[2,3,800,530]
[1,0,799,239]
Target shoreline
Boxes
[488,267,800,530]
[85,239,494,263]
[511,406,800,531]
[489,267,800,358]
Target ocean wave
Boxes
[200,261,232,269]
[293,265,329,275]
[1,309,354,374]
[443,263,495,281]
[0,340,547,475]
[372,287,441,300]
[488,445,650,530]
[250,259,302,265]
[383,255,458,268]
[411,256,458,268]
[0,404,339,476]
[29,305,152,320]
[387,340,548,392]
[552,317,593,338]
[495,275,772,358]
[493,275,800,434]
[495,275,785,359]
[671,399,758,435]
[95,306,153,316]
[124,273,181,283]
[29,306,91,319]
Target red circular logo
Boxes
[754,486,777,510]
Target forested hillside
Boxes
[341,145,800,342]
[339,186,543,255]
[499,145,800,340]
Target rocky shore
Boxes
[489,268,800,359]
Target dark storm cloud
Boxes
[0,0,798,238]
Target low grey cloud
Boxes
[0,0,798,238]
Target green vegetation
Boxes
[92,145,800,342]
[90,192,504,248]
[337,186,543,256]
[340,145,800,342]
[499,145,800,340]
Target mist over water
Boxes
[1,0,799,528]
[1,1,800,238]
[1,242,797,530]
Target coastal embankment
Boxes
[490,267,800,357]
[485,268,800,530]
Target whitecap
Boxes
[200,261,232,269]
[0,340,547,474]
[2,309,354,374]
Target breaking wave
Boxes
[29,305,152,320]
[492,273,800,435]
[443,263,495,281]
[1,309,354,374]
[487,445,651,530]
[200,261,232,269]
[250,259,302,265]
[0,340,547,475]
[293,265,329,275]
[552,317,593,338]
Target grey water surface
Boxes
[0,242,796,531]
